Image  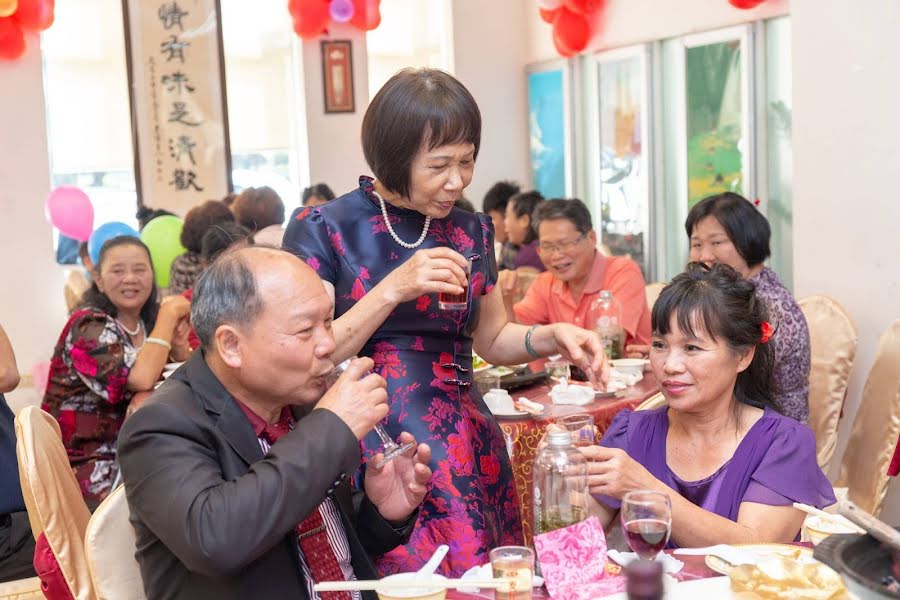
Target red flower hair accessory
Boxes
[760,321,773,344]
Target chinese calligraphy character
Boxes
[169,135,197,165]
[161,71,194,95]
[161,35,189,63]
[168,101,201,127]
[170,169,204,192]
[158,2,189,31]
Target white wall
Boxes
[526,0,789,63]
[450,0,531,209]
[792,0,900,523]
[300,25,370,198]
[0,37,67,414]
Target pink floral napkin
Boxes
[533,517,626,599]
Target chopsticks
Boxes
[313,578,507,592]
[792,502,865,534]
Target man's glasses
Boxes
[537,233,588,255]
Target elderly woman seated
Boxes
[42,236,192,510]
[581,262,834,546]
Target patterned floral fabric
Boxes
[749,267,811,423]
[42,308,137,511]
[167,252,204,296]
[283,177,523,577]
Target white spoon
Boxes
[416,544,449,579]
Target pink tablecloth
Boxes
[496,376,660,545]
[446,550,720,599]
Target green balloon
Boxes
[140,215,186,288]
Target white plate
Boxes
[489,408,532,419]
[704,543,814,575]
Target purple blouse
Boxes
[749,267,811,423]
[596,407,835,530]
[514,240,546,271]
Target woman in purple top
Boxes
[504,190,546,271]
[580,263,834,547]
[686,192,810,423]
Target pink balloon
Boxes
[45,185,94,241]
[31,360,50,397]
[329,0,354,23]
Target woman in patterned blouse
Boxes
[685,192,811,423]
[43,236,192,510]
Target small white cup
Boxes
[483,388,515,413]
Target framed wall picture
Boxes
[321,40,355,113]
[526,60,573,199]
[122,0,233,215]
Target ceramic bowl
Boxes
[610,358,649,378]
[375,573,448,600]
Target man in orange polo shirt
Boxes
[513,199,651,348]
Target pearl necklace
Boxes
[372,187,431,249]
[116,317,144,337]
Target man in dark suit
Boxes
[118,247,433,599]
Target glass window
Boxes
[764,16,793,289]
[685,36,749,207]
[221,0,303,213]
[41,0,138,263]
[366,0,452,99]
[596,49,650,276]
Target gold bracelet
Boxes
[144,337,172,350]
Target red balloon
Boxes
[728,0,765,8]
[0,16,25,60]
[564,0,605,15]
[292,0,330,38]
[552,7,590,56]
[539,8,558,23]
[12,0,53,31]
[349,0,380,31]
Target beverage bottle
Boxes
[591,289,625,360]
[533,430,588,535]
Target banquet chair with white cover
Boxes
[84,486,146,600]
[798,295,858,469]
[834,319,900,516]
[644,282,666,311]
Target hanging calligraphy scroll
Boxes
[123,0,232,215]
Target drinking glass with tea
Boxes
[556,413,595,448]
[621,490,672,560]
[489,546,534,600]
[437,256,473,311]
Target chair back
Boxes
[84,487,146,600]
[644,282,666,311]
[798,295,858,469]
[835,319,900,515]
[14,406,95,600]
[636,392,666,411]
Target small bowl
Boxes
[375,573,448,600]
[611,358,649,377]
[803,515,861,546]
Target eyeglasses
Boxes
[537,233,588,255]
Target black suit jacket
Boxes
[117,353,414,599]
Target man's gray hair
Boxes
[191,247,271,349]
[532,198,594,235]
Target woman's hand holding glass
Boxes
[380,247,469,305]
[577,445,660,500]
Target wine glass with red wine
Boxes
[621,490,672,561]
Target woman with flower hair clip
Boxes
[579,262,834,547]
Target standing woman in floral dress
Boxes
[43,236,191,510]
[283,68,609,576]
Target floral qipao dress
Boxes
[43,308,138,510]
[283,177,523,577]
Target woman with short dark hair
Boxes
[167,200,234,296]
[302,183,336,207]
[284,68,609,576]
[580,263,833,546]
[232,186,285,231]
[685,192,810,423]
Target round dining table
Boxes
[495,374,660,545]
